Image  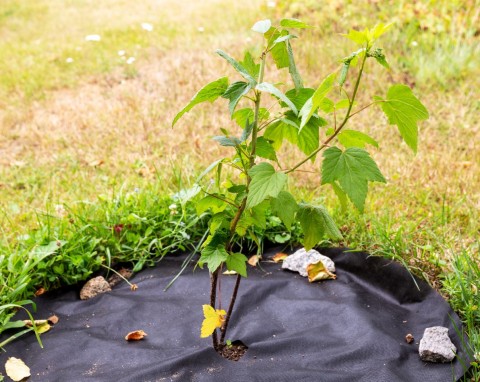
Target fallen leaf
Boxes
[271,253,288,263]
[34,287,46,296]
[247,255,259,267]
[130,284,138,291]
[307,260,337,282]
[223,270,237,275]
[5,357,31,381]
[200,305,226,338]
[405,333,414,344]
[36,322,51,334]
[125,330,147,341]
[48,315,59,325]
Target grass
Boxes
[0,0,478,378]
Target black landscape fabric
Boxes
[2,248,470,381]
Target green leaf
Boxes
[321,147,386,212]
[213,135,241,147]
[256,82,298,115]
[216,50,256,85]
[271,191,298,229]
[252,19,272,34]
[368,48,389,69]
[233,108,269,127]
[287,40,303,90]
[299,72,336,129]
[273,34,297,44]
[371,23,393,40]
[297,204,342,250]
[255,136,278,161]
[378,84,429,153]
[196,159,223,183]
[246,163,288,209]
[172,77,229,126]
[284,88,314,109]
[265,29,290,69]
[280,18,312,29]
[199,245,228,273]
[172,184,201,204]
[222,81,251,115]
[331,182,348,212]
[342,28,368,46]
[226,253,248,277]
[338,130,379,148]
[196,195,228,215]
[241,51,260,79]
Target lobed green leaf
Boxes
[338,130,379,149]
[280,18,313,29]
[297,204,342,250]
[299,72,336,129]
[321,147,386,212]
[226,253,248,277]
[222,81,251,116]
[246,163,287,209]
[255,82,298,115]
[377,84,429,153]
[271,191,298,229]
[199,245,228,273]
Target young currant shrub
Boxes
[172,19,428,355]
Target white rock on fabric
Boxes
[419,326,457,363]
[80,276,112,300]
[282,248,335,277]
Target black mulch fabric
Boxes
[1,248,471,381]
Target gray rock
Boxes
[419,326,457,363]
[80,276,112,300]
[282,248,335,277]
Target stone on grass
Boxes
[80,276,112,300]
[419,326,457,363]
[282,248,335,277]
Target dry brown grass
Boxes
[0,0,478,258]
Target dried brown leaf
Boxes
[23,319,47,327]
[48,315,59,325]
[271,253,288,263]
[125,330,147,341]
[405,333,414,344]
[247,255,259,267]
[34,287,46,297]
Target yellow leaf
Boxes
[271,252,288,263]
[307,260,337,282]
[5,357,31,381]
[200,305,226,338]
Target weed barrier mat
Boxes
[2,248,470,381]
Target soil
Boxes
[218,341,248,361]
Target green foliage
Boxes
[172,19,428,348]
[321,147,386,212]
[376,85,429,153]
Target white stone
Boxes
[282,248,335,277]
[419,326,457,363]
[80,276,111,300]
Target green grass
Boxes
[0,0,479,377]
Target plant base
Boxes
[218,340,248,361]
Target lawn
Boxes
[0,0,479,378]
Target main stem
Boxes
[286,51,369,174]
[212,51,267,349]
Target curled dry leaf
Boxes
[48,315,59,325]
[34,287,46,297]
[405,333,414,344]
[223,270,237,275]
[130,284,138,291]
[307,260,337,283]
[125,330,147,341]
[5,357,31,381]
[271,253,288,263]
[247,255,259,267]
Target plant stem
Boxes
[285,51,369,174]
[214,50,268,348]
[210,268,219,350]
